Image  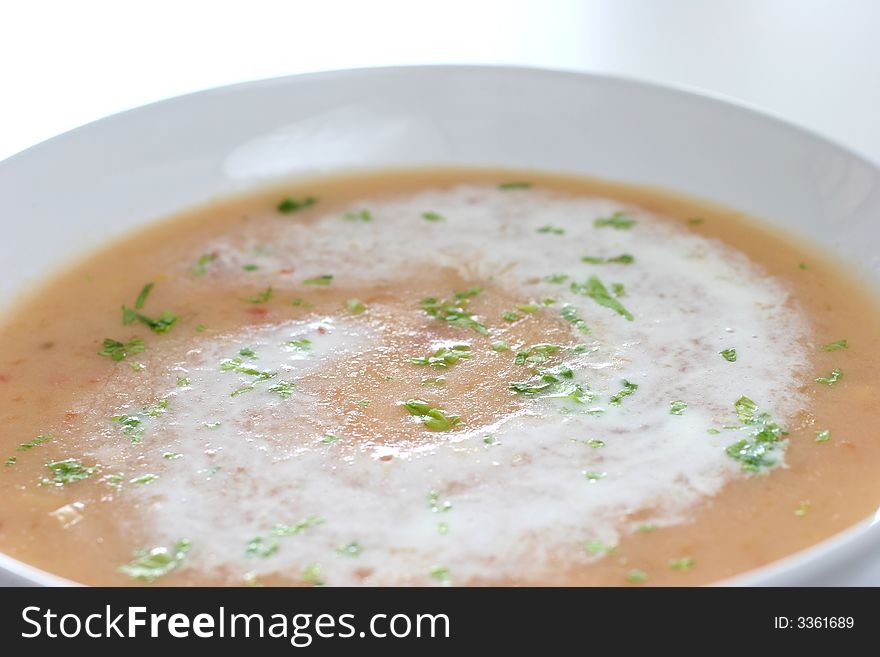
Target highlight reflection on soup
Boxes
[1,169,878,586]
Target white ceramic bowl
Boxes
[1,66,879,586]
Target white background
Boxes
[1,0,878,162]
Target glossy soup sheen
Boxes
[0,168,878,587]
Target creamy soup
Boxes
[0,168,878,586]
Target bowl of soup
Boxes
[1,66,878,586]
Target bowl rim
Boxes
[1,63,878,587]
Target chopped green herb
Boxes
[303,274,333,286]
[194,253,218,276]
[268,380,296,399]
[609,380,638,406]
[560,303,590,334]
[203,421,222,429]
[337,542,362,557]
[111,399,168,443]
[195,324,206,332]
[120,539,190,582]
[403,399,461,431]
[239,346,257,359]
[437,522,449,535]
[594,212,635,229]
[163,452,182,460]
[427,490,452,513]
[491,340,510,352]
[584,539,614,555]
[544,274,569,284]
[302,563,324,587]
[688,217,705,225]
[322,434,339,445]
[707,428,721,435]
[571,276,634,321]
[130,473,159,485]
[5,457,16,467]
[272,515,325,536]
[242,263,259,272]
[277,196,316,214]
[291,298,313,308]
[129,362,145,372]
[638,523,657,533]
[430,566,451,585]
[585,439,605,448]
[517,303,540,314]
[725,396,788,472]
[669,557,695,571]
[420,292,488,335]
[611,283,626,297]
[244,286,273,304]
[343,209,372,222]
[286,338,312,352]
[537,225,565,235]
[134,283,154,310]
[514,343,562,365]
[245,536,279,559]
[501,311,520,322]
[821,339,848,352]
[583,470,607,482]
[41,459,99,486]
[799,262,808,270]
[580,254,634,265]
[122,307,179,334]
[99,337,145,362]
[421,376,446,387]
[498,182,531,190]
[815,368,842,385]
[409,344,471,368]
[626,569,648,583]
[815,429,832,443]
[794,500,811,517]
[720,348,737,363]
[422,211,445,222]
[670,400,688,415]
[176,376,190,387]
[483,435,499,447]
[16,434,51,452]
[346,298,366,314]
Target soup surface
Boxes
[1,168,878,586]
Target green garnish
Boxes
[799,262,808,270]
[483,435,499,446]
[422,211,445,222]
[583,470,606,482]
[501,311,520,322]
[346,298,366,314]
[428,489,452,513]
[322,434,339,445]
[409,344,471,368]
[815,430,831,443]
[5,457,16,467]
[41,459,99,486]
[343,209,372,222]
[111,399,168,443]
[286,338,312,352]
[163,452,182,460]
[815,368,842,385]
[245,536,279,559]
[272,515,325,536]
[611,283,626,297]
[571,276,634,321]
[594,211,635,229]
[120,539,190,582]
[514,343,561,365]
[638,523,657,533]
[670,400,688,415]
[176,376,190,387]
[560,303,590,334]
[430,566,451,585]
[584,539,614,555]
[195,324,206,332]
[498,182,531,190]
[302,563,325,587]
[242,264,259,272]
[517,303,540,314]
[626,569,648,583]
[16,434,51,452]
[669,557,695,571]
[544,274,569,284]
[720,348,737,362]
[268,381,296,399]
[609,380,638,406]
[420,290,488,335]
[244,286,273,303]
[585,439,605,448]
[725,395,788,472]
[194,253,218,276]
[491,340,510,352]
[688,218,705,225]
[537,225,565,235]
[794,500,811,517]
[134,283,154,310]
[403,399,461,431]
[277,196,316,213]
[303,274,333,286]
[203,421,221,429]
[821,339,848,352]
[438,522,449,535]
[239,346,257,359]
[337,542,363,556]
[130,473,158,485]
[122,308,179,334]
[580,254,634,265]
